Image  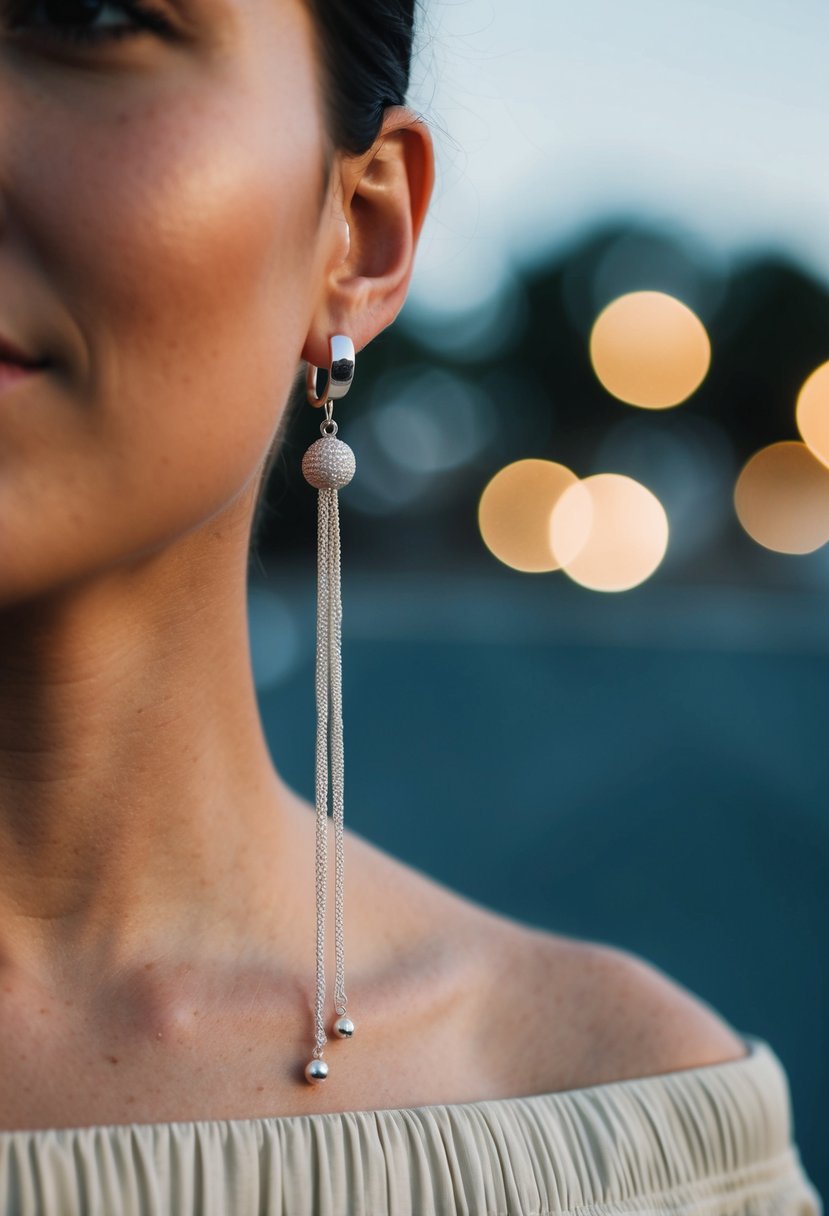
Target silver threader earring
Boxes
[301,334,357,1084]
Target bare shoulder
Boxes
[563,934,748,1074]
[466,917,749,1095]
[339,826,747,1097]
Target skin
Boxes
[0,0,459,1126]
[0,0,746,1132]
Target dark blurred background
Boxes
[249,0,827,1196]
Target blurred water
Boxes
[251,568,828,1189]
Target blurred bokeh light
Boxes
[589,291,711,408]
[796,360,829,468]
[478,459,578,572]
[550,473,670,591]
[734,441,829,554]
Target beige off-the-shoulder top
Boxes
[0,1033,821,1215]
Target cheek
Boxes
[4,58,325,573]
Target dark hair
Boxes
[308,0,417,157]
[250,0,420,553]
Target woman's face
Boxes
[0,0,341,603]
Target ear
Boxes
[301,106,435,370]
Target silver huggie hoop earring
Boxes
[305,333,355,407]
[301,334,357,1085]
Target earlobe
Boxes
[302,110,435,364]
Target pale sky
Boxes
[406,0,829,313]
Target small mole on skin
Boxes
[256,1086,264,1092]
[39,1008,48,1015]
[107,1055,119,1065]
[126,1095,136,1104]
[144,963,154,970]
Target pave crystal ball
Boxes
[302,436,356,490]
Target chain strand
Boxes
[312,479,348,1057]
[311,487,331,1059]
[329,488,348,1018]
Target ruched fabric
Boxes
[0,1033,822,1215]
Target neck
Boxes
[0,527,302,992]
